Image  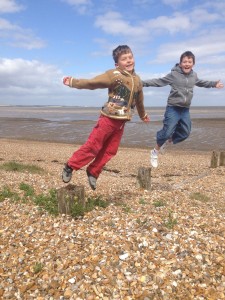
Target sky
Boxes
[0,0,225,107]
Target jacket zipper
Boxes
[184,77,188,103]
[124,70,134,113]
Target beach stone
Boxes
[64,288,73,298]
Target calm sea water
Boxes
[1,105,225,121]
[0,106,225,150]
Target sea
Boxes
[0,106,225,150]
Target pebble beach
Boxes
[0,137,225,299]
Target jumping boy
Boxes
[142,51,224,168]
[62,45,150,189]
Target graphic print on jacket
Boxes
[106,84,137,117]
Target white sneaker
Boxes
[150,149,158,168]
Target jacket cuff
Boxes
[69,77,73,87]
[141,113,147,120]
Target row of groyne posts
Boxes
[57,151,225,216]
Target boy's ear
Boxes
[115,63,118,68]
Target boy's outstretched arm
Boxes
[215,80,224,88]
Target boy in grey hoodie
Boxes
[142,51,224,168]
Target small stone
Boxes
[64,288,73,299]
[68,277,76,284]
[119,253,129,260]
[196,254,203,261]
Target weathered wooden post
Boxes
[219,151,225,166]
[137,167,151,190]
[210,151,219,168]
[57,184,85,215]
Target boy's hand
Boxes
[215,80,224,88]
[63,76,72,86]
[142,114,150,123]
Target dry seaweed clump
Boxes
[0,139,225,299]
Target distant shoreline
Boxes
[1,104,225,108]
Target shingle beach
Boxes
[0,138,224,299]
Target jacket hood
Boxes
[171,63,193,76]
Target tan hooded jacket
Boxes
[69,68,147,121]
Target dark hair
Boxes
[180,51,195,64]
[112,45,132,63]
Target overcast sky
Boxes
[0,0,225,107]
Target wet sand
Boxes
[0,117,224,151]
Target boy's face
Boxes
[115,51,135,73]
[179,56,194,74]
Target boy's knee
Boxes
[158,132,172,141]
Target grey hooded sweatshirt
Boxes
[142,64,217,108]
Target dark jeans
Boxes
[156,106,191,146]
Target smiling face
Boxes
[116,51,135,73]
[179,56,194,74]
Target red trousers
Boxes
[68,115,126,178]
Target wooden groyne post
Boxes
[57,184,85,215]
[210,151,219,168]
[210,151,225,168]
[137,167,151,190]
[219,151,225,166]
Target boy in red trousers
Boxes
[62,45,150,189]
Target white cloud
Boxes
[0,17,46,49]
[0,17,19,30]
[95,11,131,35]
[201,0,225,13]
[62,0,92,14]
[0,58,62,104]
[0,58,106,105]
[63,0,91,4]
[10,31,46,50]
[0,0,24,13]
[144,13,191,34]
[142,6,221,35]
[191,8,219,24]
[63,0,225,50]
[95,11,148,38]
[94,6,220,40]
[149,29,225,65]
[162,0,188,8]
[0,1,45,50]
[0,58,62,87]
